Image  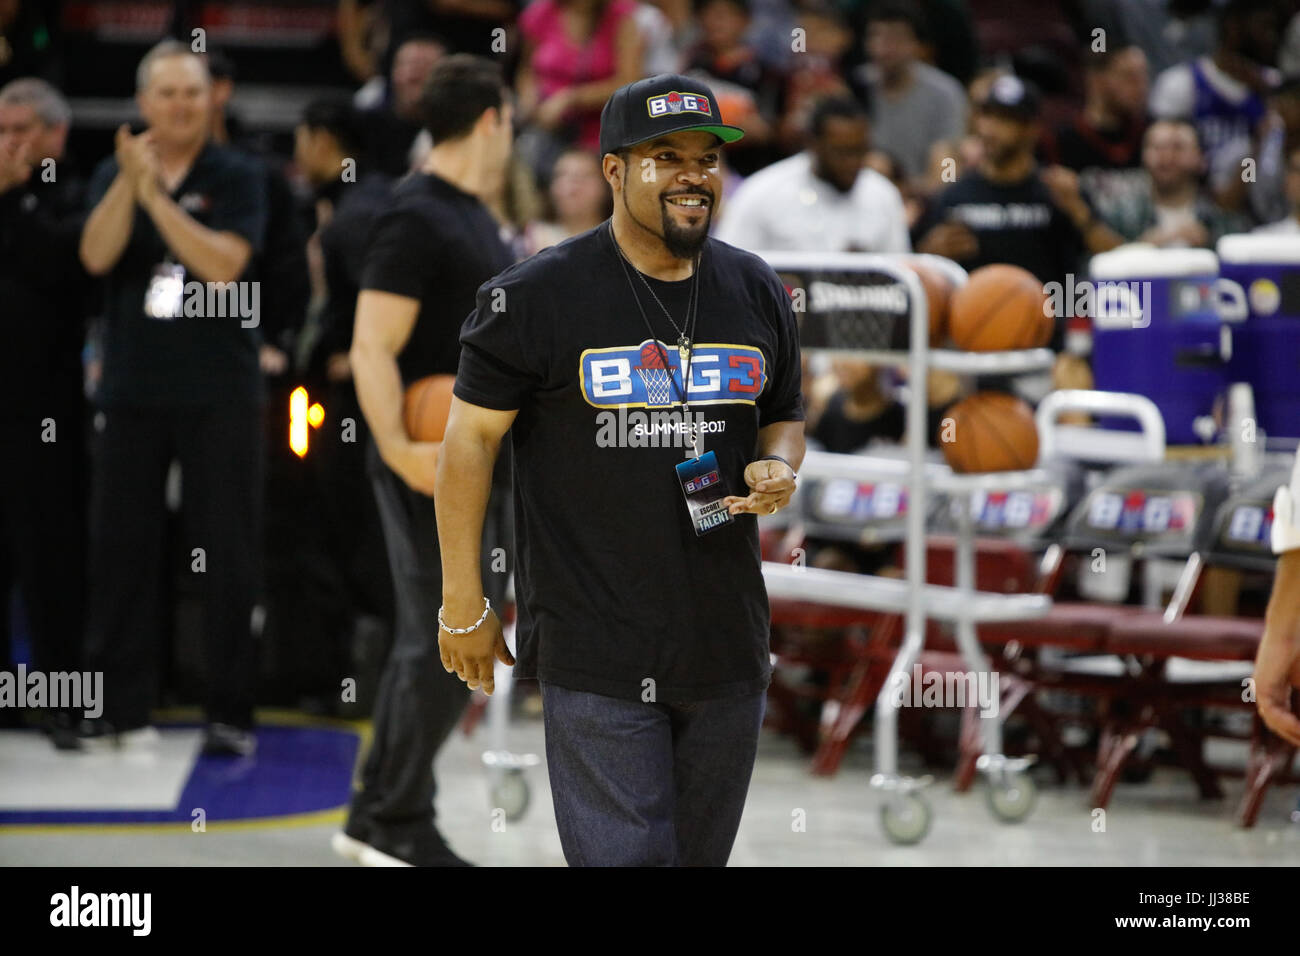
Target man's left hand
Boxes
[724,458,796,516]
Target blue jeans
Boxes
[539,681,765,866]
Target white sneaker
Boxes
[331,831,370,863]
[358,845,414,867]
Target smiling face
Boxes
[138,54,212,149]
[610,130,722,259]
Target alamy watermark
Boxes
[888,663,1000,718]
[0,664,103,718]
[595,406,726,448]
[145,277,260,328]
[1043,274,1153,329]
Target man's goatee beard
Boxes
[661,208,711,259]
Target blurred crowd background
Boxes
[2,0,1299,742]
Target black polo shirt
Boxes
[86,142,268,408]
[359,172,514,384]
[0,172,90,419]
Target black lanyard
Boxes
[606,221,702,412]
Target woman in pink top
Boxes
[517,0,644,152]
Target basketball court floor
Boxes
[2,707,1296,866]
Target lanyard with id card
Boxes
[144,259,186,320]
[606,224,736,537]
[676,449,733,536]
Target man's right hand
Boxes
[439,604,515,694]
[0,140,31,194]
[383,439,441,497]
[917,221,978,260]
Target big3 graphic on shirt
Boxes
[579,339,766,409]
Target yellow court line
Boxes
[0,807,347,836]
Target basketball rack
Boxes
[758,252,1057,844]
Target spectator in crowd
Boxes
[916,76,1121,288]
[684,0,785,173]
[289,97,397,710]
[78,41,268,755]
[514,0,643,174]
[357,32,447,176]
[1251,75,1300,224]
[207,50,308,375]
[917,65,1005,197]
[855,0,967,184]
[637,0,684,74]
[1083,0,1220,78]
[337,0,385,84]
[484,153,549,257]
[915,75,1121,398]
[525,146,613,253]
[810,359,905,455]
[336,54,516,868]
[1042,42,1150,231]
[395,0,522,58]
[717,96,910,252]
[0,77,88,750]
[866,147,926,227]
[1254,141,1300,233]
[643,0,702,62]
[1103,118,1250,245]
[777,2,858,152]
[1149,0,1283,207]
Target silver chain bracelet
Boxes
[438,597,491,635]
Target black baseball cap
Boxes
[598,73,745,157]
[978,74,1041,121]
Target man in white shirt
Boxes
[1253,142,1300,235]
[715,96,910,253]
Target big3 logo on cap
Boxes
[647,91,713,118]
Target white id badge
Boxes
[144,263,186,320]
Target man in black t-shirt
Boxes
[916,75,1124,392]
[436,74,806,866]
[1040,43,1150,233]
[332,56,515,868]
[79,42,268,756]
[0,77,89,750]
[916,75,1123,293]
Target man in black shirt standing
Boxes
[916,75,1124,393]
[0,77,89,749]
[436,74,806,866]
[332,55,515,868]
[79,41,268,755]
[917,75,1123,291]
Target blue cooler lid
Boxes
[1088,247,1219,329]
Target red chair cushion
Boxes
[976,602,1139,651]
[1103,614,1264,661]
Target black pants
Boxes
[346,442,509,838]
[0,405,87,679]
[85,403,263,729]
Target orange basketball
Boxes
[904,259,953,346]
[939,391,1039,473]
[949,264,1051,351]
[402,374,456,443]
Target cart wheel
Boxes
[985,771,1037,823]
[491,768,530,822]
[880,792,931,845]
